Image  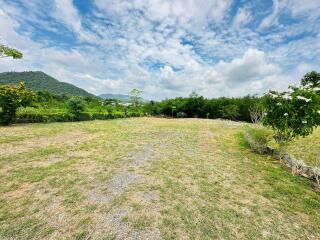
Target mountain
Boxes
[99,93,131,102]
[0,71,95,97]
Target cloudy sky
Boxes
[0,0,319,99]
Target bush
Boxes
[263,84,320,142]
[16,112,73,123]
[243,127,272,153]
[0,82,34,125]
[67,97,85,121]
[15,108,130,123]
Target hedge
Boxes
[15,111,144,123]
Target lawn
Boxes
[0,118,319,239]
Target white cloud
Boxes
[215,49,280,84]
[0,0,319,100]
[53,0,98,42]
[259,0,281,29]
[233,8,252,27]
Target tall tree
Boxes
[129,88,142,109]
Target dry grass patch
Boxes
[0,118,319,239]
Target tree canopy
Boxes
[0,44,23,59]
[301,71,320,88]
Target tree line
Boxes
[144,92,261,122]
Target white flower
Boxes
[304,83,313,88]
[284,113,288,116]
[297,96,311,102]
[283,94,292,100]
[313,87,320,91]
[264,112,268,116]
[288,88,294,93]
[302,120,307,124]
[317,110,320,114]
[267,92,278,98]
[276,102,282,106]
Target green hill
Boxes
[0,71,95,97]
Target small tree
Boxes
[0,82,34,125]
[67,97,85,120]
[106,105,113,118]
[249,104,265,123]
[129,88,142,110]
[263,84,320,142]
[0,44,23,59]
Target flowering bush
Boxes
[263,81,320,142]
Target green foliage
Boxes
[219,104,240,120]
[129,88,142,109]
[0,82,34,125]
[301,71,320,88]
[145,95,259,121]
[184,92,205,117]
[103,98,118,106]
[242,127,272,153]
[67,98,85,120]
[263,76,320,142]
[105,105,114,118]
[0,44,23,59]
[0,71,94,97]
[176,111,187,118]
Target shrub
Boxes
[0,82,34,125]
[243,127,272,153]
[67,97,85,121]
[263,83,320,142]
[16,112,73,123]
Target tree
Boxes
[184,91,205,117]
[67,97,85,120]
[219,104,240,120]
[0,82,34,125]
[106,105,114,118]
[129,88,142,109]
[301,71,320,88]
[263,83,320,142]
[249,103,265,123]
[0,44,23,59]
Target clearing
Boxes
[0,118,319,239]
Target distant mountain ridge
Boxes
[0,71,95,97]
[99,93,130,101]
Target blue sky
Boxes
[0,0,319,99]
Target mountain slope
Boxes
[0,71,95,97]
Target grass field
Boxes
[285,127,320,168]
[0,118,319,239]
